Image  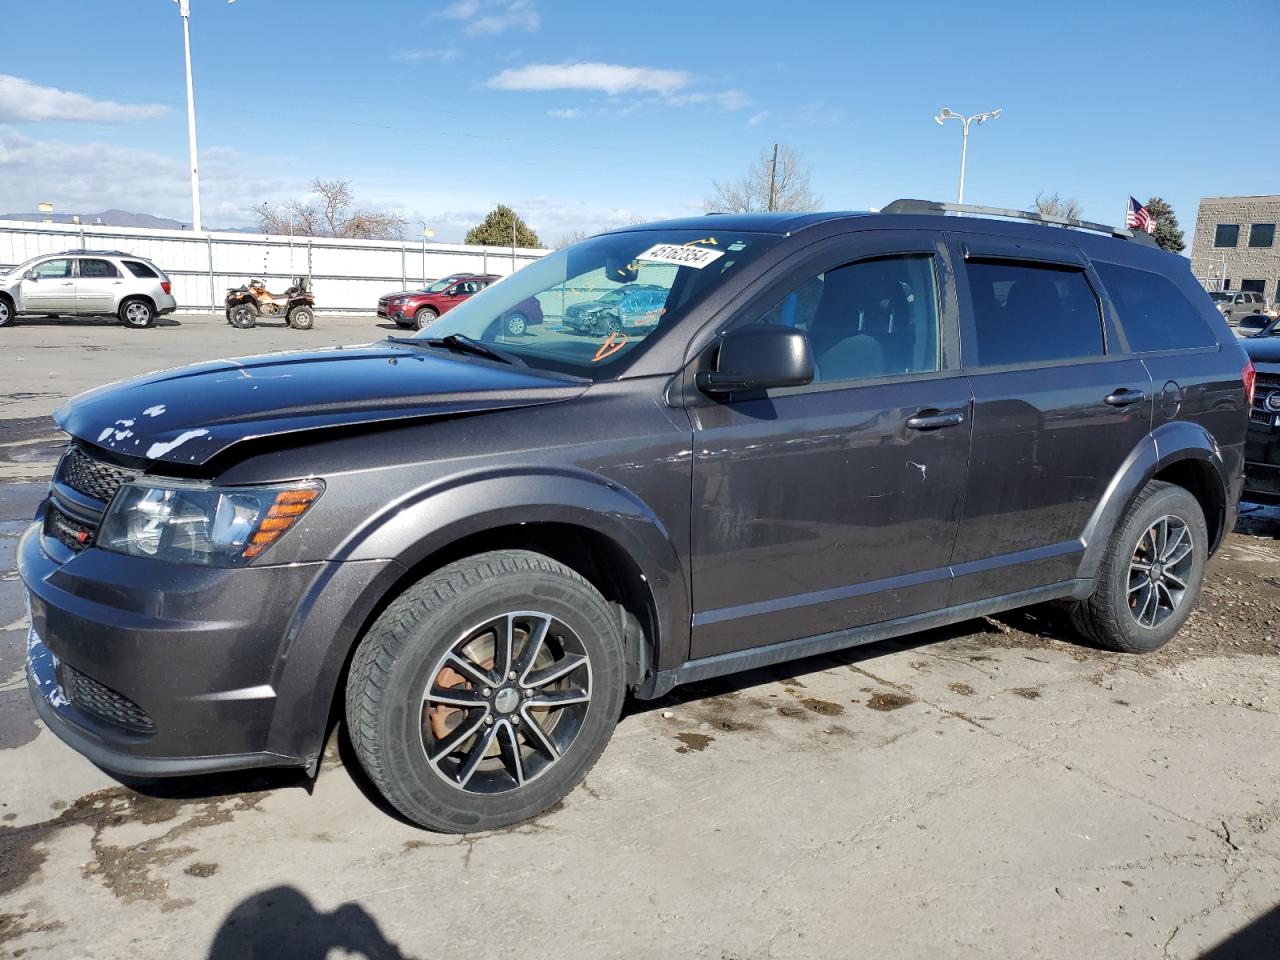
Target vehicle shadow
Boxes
[8,314,181,328]
[207,885,419,959]
[1196,903,1280,958]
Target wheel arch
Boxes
[275,471,688,768]
[118,293,156,314]
[1078,421,1231,583]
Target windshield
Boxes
[423,277,457,293]
[1209,292,1231,302]
[406,228,780,378]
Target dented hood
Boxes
[54,342,587,466]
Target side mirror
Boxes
[24,271,38,281]
[696,324,814,395]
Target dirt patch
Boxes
[798,697,844,716]
[0,785,266,907]
[675,732,715,754]
[0,912,65,947]
[184,862,219,878]
[1011,687,1042,700]
[866,693,914,712]
[948,682,976,696]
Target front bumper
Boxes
[19,519,401,777]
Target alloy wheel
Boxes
[124,302,151,327]
[420,610,591,795]
[1128,515,1194,628]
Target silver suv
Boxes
[0,250,178,329]
[1210,290,1269,323]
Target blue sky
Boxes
[0,0,1274,244]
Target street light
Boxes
[934,106,1002,204]
[418,221,435,285]
[172,0,234,232]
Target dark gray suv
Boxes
[21,201,1250,831]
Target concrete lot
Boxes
[1,313,1278,959]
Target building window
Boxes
[1214,224,1240,247]
[1249,223,1276,247]
[1241,279,1266,295]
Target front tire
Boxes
[119,298,154,329]
[414,307,438,331]
[229,304,257,329]
[345,550,625,832]
[1070,480,1208,653]
[0,296,13,327]
[503,312,528,337]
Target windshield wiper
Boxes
[385,334,525,366]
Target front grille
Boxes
[1252,374,1280,426]
[58,662,154,734]
[58,444,137,503]
[45,503,94,553]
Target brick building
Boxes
[1189,194,1280,302]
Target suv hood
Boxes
[55,342,587,467]
[1244,337,1280,365]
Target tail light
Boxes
[161,281,172,294]
[1243,359,1256,407]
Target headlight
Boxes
[391,296,409,305]
[98,480,322,566]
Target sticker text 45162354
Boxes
[635,243,725,270]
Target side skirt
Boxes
[636,579,1091,700]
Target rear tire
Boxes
[414,307,438,331]
[345,550,625,832]
[1070,480,1207,653]
[119,298,154,329]
[504,312,528,337]
[288,305,315,330]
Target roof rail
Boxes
[880,199,1158,246]
[51,248,135,257]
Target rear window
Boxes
[964,260,1103,366]
[1094,262,1217,352]
[123,260,159,279]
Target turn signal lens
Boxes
[241,486,321,559]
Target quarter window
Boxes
[1094,261,1217,352]
[79,258,120,279]
[29,259,71,279]
[1248,223,1276,248]
[1214,224,1240,247]
[964,260,1103,366]
[755,254,940,383]
[123,260,158,279]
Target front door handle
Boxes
[1104,388,1147,407]
[906,409,966,430]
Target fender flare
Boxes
[340,465,689,665]
[1076,420,1229,583]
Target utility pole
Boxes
[511,216,517,272]
[767,143,778,212]
[176,0,203,232]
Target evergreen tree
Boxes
[1144,197,1185,254]
[465,205,541,248]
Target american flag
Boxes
[1126,196,1156,234]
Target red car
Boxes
[380,273,543,334]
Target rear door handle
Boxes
[906,409,966,430]
[1104,388,1147,407]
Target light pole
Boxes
[934,107,1002,204]
[418,220,434,285]
[173,0,233,232]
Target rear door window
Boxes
[963,260,1103,366]
[1094,262,1217,352]
[79,258,120,279]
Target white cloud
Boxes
[747,110,771,127]
[436,0,539,35]
[547,108,582,119]
[393,47,462,62]
[0,75,167,123]
[786,101,848,127]
[487,62,692,96]
[0,126,285,226]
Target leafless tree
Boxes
[1033,191,1084,222]
[258,179,407,240]
[555,228,592,248]
[704,144,820,214]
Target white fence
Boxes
[0,220,548,313]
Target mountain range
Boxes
[0,209,258,233]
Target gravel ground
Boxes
[0,313,1277,959]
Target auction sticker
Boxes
[635,243,725,269]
